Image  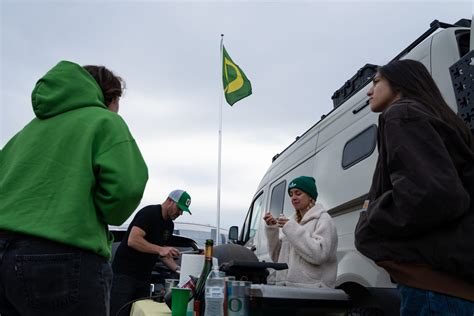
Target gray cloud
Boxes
[1,0,470,231]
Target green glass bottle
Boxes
[193,239,214,315]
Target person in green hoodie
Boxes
[0,60,148,316]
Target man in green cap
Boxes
[111,189,192,315]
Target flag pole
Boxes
[216,34,224,246]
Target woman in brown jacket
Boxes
[355,59,474,315]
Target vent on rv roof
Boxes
[453,19,471,28]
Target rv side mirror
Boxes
[228,226,239,243]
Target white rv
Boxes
[228,19,472,314]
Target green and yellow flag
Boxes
[222,46,252,106]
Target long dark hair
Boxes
[83,65,125,106]
[378,59,472,145]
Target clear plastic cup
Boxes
[277,213,287,227]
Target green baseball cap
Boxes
[169,189,192,214]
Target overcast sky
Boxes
[1,0,471,231]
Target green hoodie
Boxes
[0,60,148,259]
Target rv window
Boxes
[269,180,286,217]
[342,125,377,169]
[242,192,264,243]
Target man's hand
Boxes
[128,227,181,262]
[158,246,180,258]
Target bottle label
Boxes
[180,276,196,294]
[205,286,224,298]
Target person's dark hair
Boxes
[378,59,472,145]
[83,65,125,106]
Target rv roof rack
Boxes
[391,19,465,62]
[330,19,470,110]
[331,64,378,109]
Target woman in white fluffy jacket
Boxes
[264,176,338,288]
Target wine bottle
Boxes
[193,239,214,316]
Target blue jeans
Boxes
[398,284,474,316]
[110,273,150,316]
[0,230,112,316]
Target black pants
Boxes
[110,273,150,316]
[0,231,112,316]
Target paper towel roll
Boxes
[179,254,219,314]
[179,254,218,284]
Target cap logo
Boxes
[185,199,191,207]
[289,182,296,188]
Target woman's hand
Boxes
[263,212,277,226]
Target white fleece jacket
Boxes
[265,203,338,288]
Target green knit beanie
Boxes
[287,176,318,200]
